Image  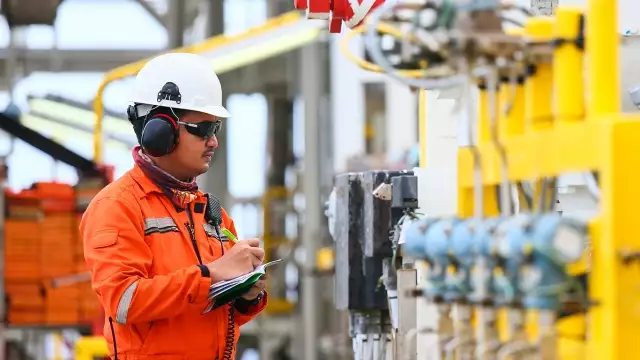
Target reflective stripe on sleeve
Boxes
[116,280,139,324]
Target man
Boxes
[80,52,267,360]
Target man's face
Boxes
[166,110,220,178]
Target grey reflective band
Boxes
[144,217,179,235]
[203,223,228,241]
[115,280,138,324]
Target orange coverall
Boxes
[80,165,267,359]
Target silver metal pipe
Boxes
[300,42,323,360]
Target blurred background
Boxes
[2,0,640,359]
[0,0,419,359]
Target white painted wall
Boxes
[330,33,417,172]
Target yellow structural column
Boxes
[553,8,585,123]
[586,0,640,358]
[477,85,491,144]
[499,77,526,137]
[457,81,499,218]
[525,17,556,213]
[525,18,555,131]
[594,117,640,360]
[586,0,619,116]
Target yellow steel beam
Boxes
[457,121,601,188]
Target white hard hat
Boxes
[131,52,231,118]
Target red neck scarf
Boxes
[132,146,199,209]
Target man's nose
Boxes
[205,135,218,148]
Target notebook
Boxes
[203,259,283,313]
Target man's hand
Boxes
[242,272,267,300]
[207,238,264,283]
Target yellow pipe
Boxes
[499,81,526,137]
[92,11,304,163]
[586,0,620,116]
[418,89,427,168]
[457,84,499,218]
[261,186,294,315]
[52,332,62,360]
[74,336,109,360]
[511,83,526,135]
[339,23,427,77]
[477,86,491,144]
[497,84,509,139]
[501,27,526,136]
[525,17,555,130]
[553,8,585,123]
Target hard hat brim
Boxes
[195,104,231,119]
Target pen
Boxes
[221,228,238,243]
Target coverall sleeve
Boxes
[222,211,268,326]
[81,196,212,325]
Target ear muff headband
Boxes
[152,113,178,128]
[140,111,180,157]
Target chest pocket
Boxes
[203,223,234,257]
[203,223,227,240]
[142,216,193,274]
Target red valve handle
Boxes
[294,0,387,33]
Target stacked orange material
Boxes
[5,178,110,328]
[4,183,83,326]
[77,273,102,323]
[34,182,80,325]
[5,191,45,325]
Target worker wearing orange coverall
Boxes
[80,53,267,360]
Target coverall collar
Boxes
[129,164,206,208]
[130,164,164,195]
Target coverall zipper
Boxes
[185,206,203,264]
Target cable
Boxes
[516,181,533,211]
[537,177,558,212]
[488,68,513,217]
[223,304,236,360]
[501,16,525,28]
[109,317,119,360]
[339,22,427,76]
[583,171,600,201]
[462,73,484,220]
[363,0,467,89]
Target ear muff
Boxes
[140,113,179,157]
[127,105,181,157]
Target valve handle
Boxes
[295,0,388,33]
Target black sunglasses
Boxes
[177,120,222,139]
